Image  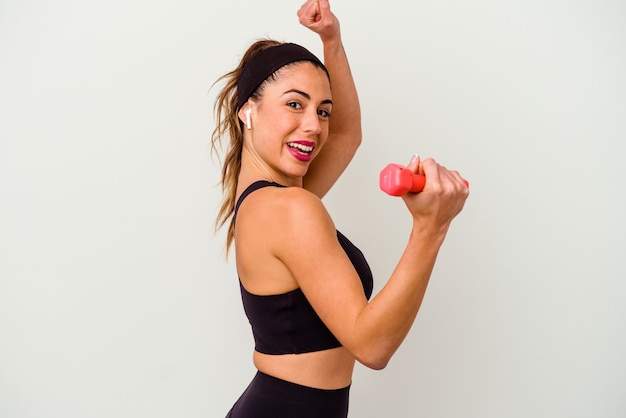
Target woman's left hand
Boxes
[297,0,340,42]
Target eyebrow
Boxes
[283,89,333,106]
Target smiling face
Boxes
[240,62,332,186]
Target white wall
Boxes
[1,1,624,417]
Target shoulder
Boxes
[280,186,335,231]
[280,186,329,218]
[236,185,336,246]
[235,185,338,286]
[237,184,333,227]
[239,184,325,216]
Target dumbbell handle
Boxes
[379,163,468,196]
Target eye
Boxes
[317,109,331,118]
[287,101,303,110]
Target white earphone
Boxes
[245,108,251,130]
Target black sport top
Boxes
[234,181,374,355]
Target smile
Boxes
[287,142,315,153]
[287,141,316,162]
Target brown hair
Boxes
[210,39,282,255]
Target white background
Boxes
[1,0,625,417]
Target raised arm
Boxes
[298,0,361,198]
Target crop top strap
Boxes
[234,180,285,223]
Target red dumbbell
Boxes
[379,163,426,196]
[379,163,468,196]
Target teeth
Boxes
[288,143,314,153]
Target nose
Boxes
[302,109,322,135]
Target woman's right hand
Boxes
[402,155,469,234]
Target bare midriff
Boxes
[253,346,355,390]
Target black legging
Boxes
[225,371,351,418]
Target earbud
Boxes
[245,108,251,130]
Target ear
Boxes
[238,102,252,130]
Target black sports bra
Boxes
[234,180,374,355]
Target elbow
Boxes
[362,358,389,371]
[345,127,362,150]
[354,349,392,371]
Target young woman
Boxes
[211,1,469,416]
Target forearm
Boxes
[352,225,448,369]
[322,36,361,142]
[304,36,361,196]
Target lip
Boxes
[291,140,316,147]
[287,140,316,162]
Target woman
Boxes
[211,1,469,416]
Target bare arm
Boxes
[277,158,469,369]
[298,0,361,198]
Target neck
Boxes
[242,147,276,183]
[237,149,303,197]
